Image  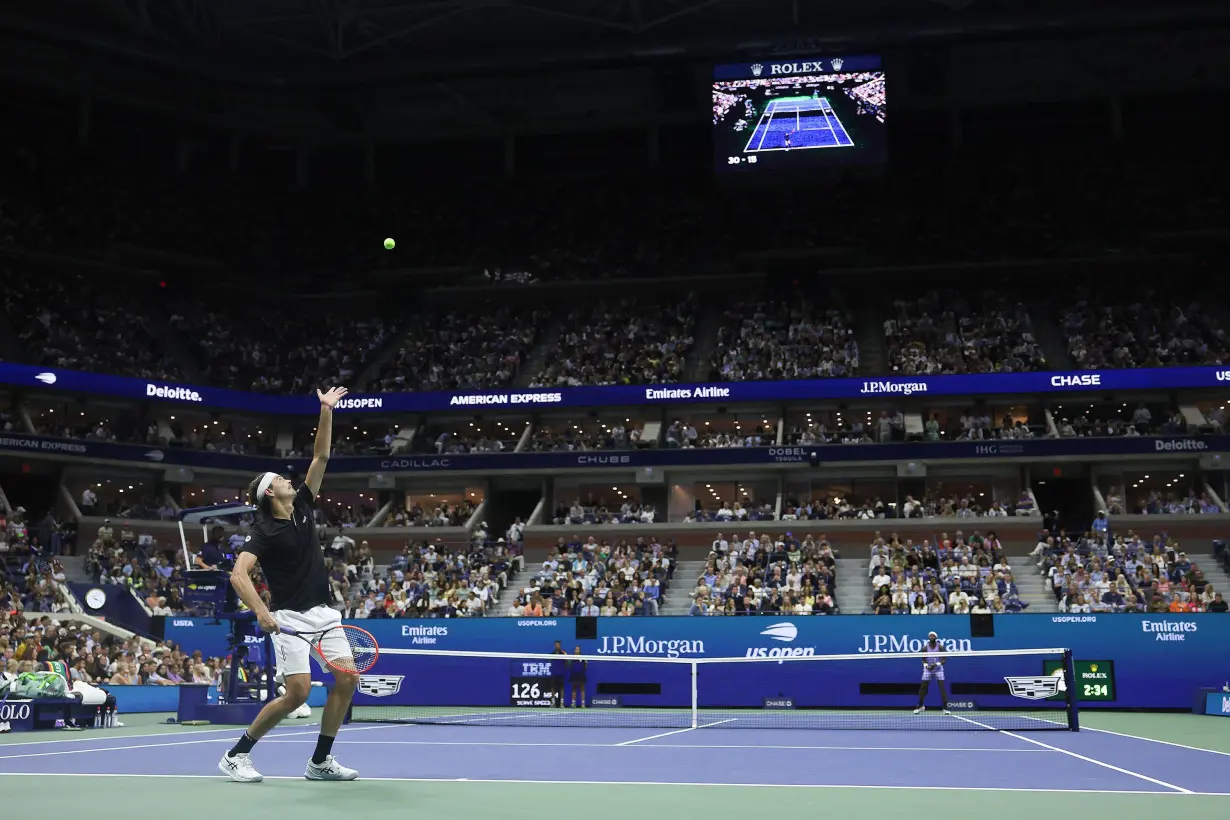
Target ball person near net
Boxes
[914,630,950,715]
[218,386,359,784]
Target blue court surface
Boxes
[1,713,1228,819]
[744,96,855,152]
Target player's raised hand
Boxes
[317,386,349,409]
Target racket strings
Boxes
[337,625,379,673]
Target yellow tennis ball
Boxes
[383,238,395,250]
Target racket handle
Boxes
[277,626,298,636]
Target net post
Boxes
[1062,649,1080,731]
[690,661,698,730]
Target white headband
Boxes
[255,472,278,502]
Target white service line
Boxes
[263,738,1051,753]
[1083,726,1230,758]
[947,713,1192,794]
[0,725,389,762]
[0,723,321,748]
[0,771,1219,795]
[616,719,739,746]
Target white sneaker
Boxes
[305,755,359,781]
[942,709,952,715]
[219,752,264,783]
[913,706,925,714]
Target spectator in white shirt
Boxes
[506,518,525,544]
[329,530,355,557]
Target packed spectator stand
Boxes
[866,531,1028,615]
[686,533,840,616]
[1059,290,1230,370]
[1033,524,1227,615]
[5,273,1229,405]
[5,274,179,380]
[707,300,858,381]
[370,302,549,393]
[529,294,698,388]
[885,290,1046,375]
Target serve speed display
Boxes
[510,676,559,707]
[1043,659,1117,702]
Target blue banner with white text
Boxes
[2,361,1228,416]
[0,431,1223,474]
[163,617,267,664]
[282,614,1230,711]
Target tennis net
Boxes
[348,646,1078,732]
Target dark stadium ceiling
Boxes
[0,0,1227,142]
[3,0,1226,79]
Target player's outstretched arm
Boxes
[305,386,347,497]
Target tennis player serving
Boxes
[914,630,950,715]
[219,386,360,783]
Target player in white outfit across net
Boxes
[914,630,951,715]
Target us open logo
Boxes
[759,622,798,642]
[358,675,404,698]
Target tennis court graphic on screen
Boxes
[743,96,854,152]
[348,646,1078,732]
[713,55,886,174]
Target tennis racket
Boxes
[275,625,379,675]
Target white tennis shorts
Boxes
[921,664,945,682]
[271,605,353,677]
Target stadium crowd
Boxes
[530,421,646,452]
[1052,401,1181,439]
[1032,527,1228,614]
[885,291,1046,375]
[553,499,661,526]
[867,530,1028,615]
[326,535,518,619]
[500,536,674,617]
[3,270,1227,400]
[0,610,221,694]
[170,296,403,394]
[370,303,548,393]
[1059,290,1229,370]
[688,532,840,616]
[529,294,697,387]
[4,272,180,380]
[707,300,859,381]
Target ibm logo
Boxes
[751,63,763,76]
[522,662,554,677]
